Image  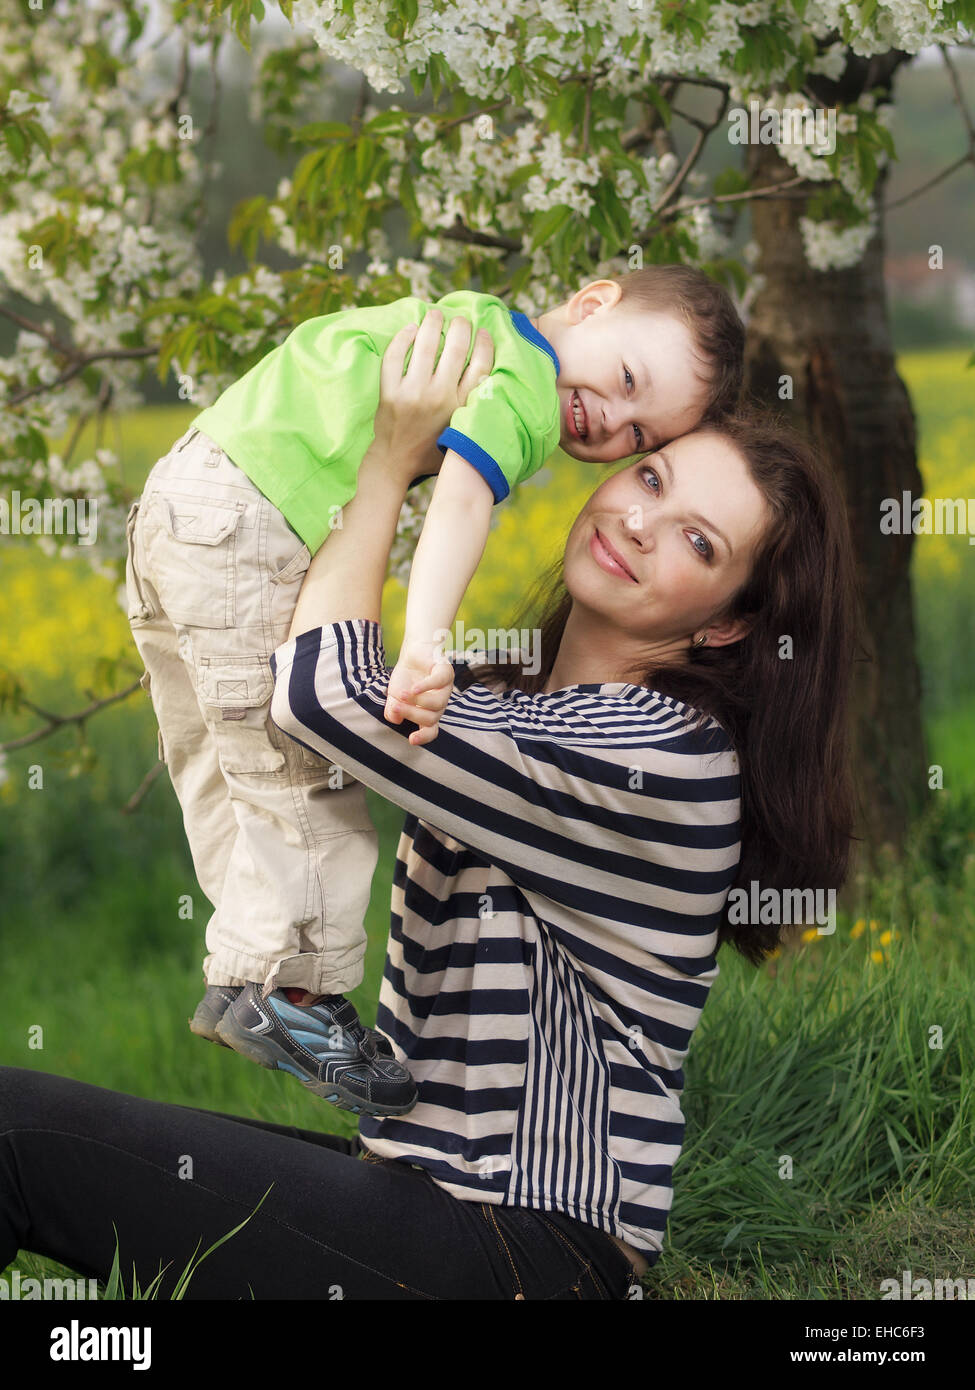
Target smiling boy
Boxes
[125,263,744,1118]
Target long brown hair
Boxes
[469,408,860,965]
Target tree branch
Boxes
[884,48,975,213]
[884,152,972,211]
[440,217,521,253]
[121,760,166,814]
[439,99,511,134]
[652,89,729,216]
[656,172,811,222]
[0,303,70,352]
[0,678,143,753]
[5,345,156,408]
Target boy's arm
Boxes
[384,448,495,742]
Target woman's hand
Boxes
[369,310,495,488]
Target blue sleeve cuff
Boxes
[436,428,510,503]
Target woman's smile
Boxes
[590,526,638,582]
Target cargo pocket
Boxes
[197,657,286,776]
[143,492,245,629]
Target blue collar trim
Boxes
[510,311,560,376]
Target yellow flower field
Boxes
[0,349,971,703]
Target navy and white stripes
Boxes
[269,620,741,1258]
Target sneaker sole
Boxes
[214,1008,417,1118]
[189,1015,232,1047]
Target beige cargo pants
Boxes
[124,426,378,995]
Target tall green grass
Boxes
[2,693,973,1297]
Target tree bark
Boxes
[743,79,928,859]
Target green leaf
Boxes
[531,203,573,246]
[883,1121,906,1180]
[599,183,631,245]
[0,668,27,714]
[365,109,409,133]
[5,124,26,163]
[23,118,52,157]
[712,167,750,199]
[644,84,672,130]
[292,121,352,144]
[355,136,375,183]
[721,1220,746,1250]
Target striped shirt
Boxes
[269,620,741,1260]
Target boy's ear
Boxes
[569,278,623,322]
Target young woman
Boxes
[0,313,856,1300]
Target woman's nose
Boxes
[623,508,653,547]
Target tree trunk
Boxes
[743,113,928,860]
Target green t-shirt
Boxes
[192,291,561,554]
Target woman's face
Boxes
[563,429,770,650]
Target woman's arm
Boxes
[270,622,741,935]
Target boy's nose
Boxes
[599,401,624,441]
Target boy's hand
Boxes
[385,639,455,746]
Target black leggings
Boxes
[0,1067,640,1300]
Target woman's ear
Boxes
[699,613,753,649]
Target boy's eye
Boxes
[624,366,644,450]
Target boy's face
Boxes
[545,286,712,462]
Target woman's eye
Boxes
[624,367,633,390]
[690,532,713,560]
[641,467,660,493]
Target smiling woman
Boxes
[471,406,859,966]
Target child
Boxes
[123,266,744,1118]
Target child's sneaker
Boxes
[189,984,244,1045]
[214,982,417,1117]
[190,982,397,1059]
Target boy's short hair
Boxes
[613,264,745,422]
